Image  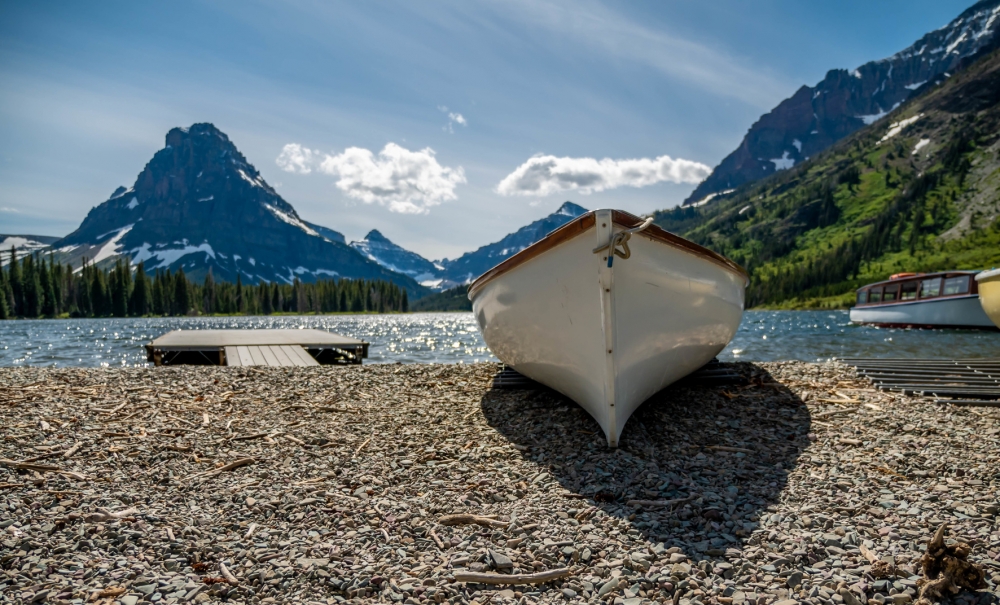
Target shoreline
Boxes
[1,362,997,605]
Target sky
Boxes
[0,0,977,260]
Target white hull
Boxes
[470,209,746,447]
[849,295,994,328]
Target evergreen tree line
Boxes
[0,250,408,319]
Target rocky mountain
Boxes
[1,235,61,265]
[51,123,425,294]
[684,0,1000,206]
[655,46,1000,308]
[347,201,590,289]
[349,230,444,287]
[437,201,589,284]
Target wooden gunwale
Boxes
[467,210,747,299]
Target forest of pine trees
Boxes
[0,248,409,319]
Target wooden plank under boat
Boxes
[849,271,995,330]
[468,208,748,447]
[976,268,1000,329]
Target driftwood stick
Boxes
[0,459,62,473]
[438,514,508,528]
[353,436,372,458]
[453,568,572,585]
[706,445,754,454]
[219,561,239,585]
[85,507,139,522]
[64,442,82,458]
[429,528,445,549]
[89,586,126,600]
[187,458,255,482]
[626,495,697,509]
[231,432,270,441]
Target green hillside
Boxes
[653,49,1000,309]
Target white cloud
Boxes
[0,207,20,213]
[317,143,466,214]
[497,153,711,196]
[275,143,317,174]
[438,106,468,133]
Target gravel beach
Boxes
[1,362,998,605]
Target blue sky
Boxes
[0,0,974,259]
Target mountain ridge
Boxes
[656,45,1000,308]
[684,0,1000,206]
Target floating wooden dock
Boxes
[840,357,1000,407]
[145,329,369,367]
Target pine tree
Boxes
[22,254,42,318]
[174,268,191,315]
[39,256,56,317]
[9,246,22,316]
[131,262,151,316]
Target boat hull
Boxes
[470,210,746,446]
[976,269,1000,329]
[849,295,996,329]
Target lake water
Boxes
[0,311,998,367]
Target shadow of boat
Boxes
[479,362,811,561]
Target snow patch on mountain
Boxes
[91,224,134,265]
[265,204,319,237]
[878,114,924,144]
[769,152,795,171]
[131,241,216,269]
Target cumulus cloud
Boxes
[449,112,466,126]
[318,143,466,214]
[275,143,316,174]
[275,142,465,214]
[496,154,711,196]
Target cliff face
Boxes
[685,0,1000,205]
[53,123,423,293]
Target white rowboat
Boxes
[468,209,748,447]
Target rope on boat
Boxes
[592,217,655,267]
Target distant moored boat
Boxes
[468,208,748,447]
[849,271,995,330]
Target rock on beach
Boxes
[0,361,998,605]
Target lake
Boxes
[0,311,998,367]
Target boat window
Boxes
[869,287,882,303]
[900,281,918,300]
[857,290,868,305]
[920,278,941,298]
[942,275,971,296]
[882,284,899,302]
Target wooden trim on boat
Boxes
[467,210,747,299]
[611,210,748,283]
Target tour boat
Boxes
[975,268,1000,329]
[849,271,995,329]
[468,209,748,447]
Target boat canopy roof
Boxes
[855,270,981,292]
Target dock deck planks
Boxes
[146,329,367,366]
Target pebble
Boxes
[0,361,997,605]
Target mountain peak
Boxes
[165,122,230,148]
[555,201,587,217]
[364,229,390,242]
